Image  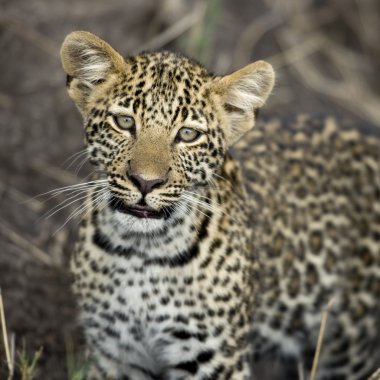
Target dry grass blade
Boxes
[234,11,282,66]
[0,219,53,266]
[274,25,380,127]
[0,181,44,213]
[65,334,87,380]
[138,1,207,52]
[368,368,380,380]
[308,298,335,380]
[297,361,305,380]
[0,14,59,57]
[353,0,380,53]
[18,345,43,380]
[267,33,326,70]
[9,333,15,379]
[0,289,14,379]
[30,161,79,186]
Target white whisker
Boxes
[73,154,90,174]
[53,189,109,235]
[34,179,108,199]
[182,191,241,224]
[44,188,106,220]
[63,149,89,170]
[43,185,102,213]
[184,190,213,203]
[181,194,213,220]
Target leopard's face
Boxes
[84,53,227,219]
[61,31,274,227]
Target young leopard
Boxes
[60,31,380,380]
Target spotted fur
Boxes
[60,31,380,380]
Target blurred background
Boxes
[0,0,379,378]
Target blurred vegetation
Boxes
[0,0,379,378]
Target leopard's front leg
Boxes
[162,337,253,380]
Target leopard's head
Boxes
[61,31,274,229]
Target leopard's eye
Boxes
[113,115,135,131]
[176,127,201,143]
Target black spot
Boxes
[104,325,120,338]
[93,229,134,257]
[213,325,224,337]
[172,330,191,340]
[133,99,140,113]
[117,295,127,305]
[200,364,225,380]
[144,214,210,268]
[330,338,350,355]
[156,314,170,323]
[174,314,189,324]
[181,107,188,121]
[175,360,198,375]
[92,230,112,251]
[114,310,128,322]
[160,297,170,305]
[190,312,205,321]
[197,350,214,363]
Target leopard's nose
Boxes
[128,174,166,196]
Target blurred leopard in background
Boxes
[60,31,380,380]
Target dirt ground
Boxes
[0,0,379,378]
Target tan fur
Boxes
[61,31,126,110]
[60,32,380,380]
[213,61,275,144]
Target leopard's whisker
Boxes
[209,173,239,193]
[49,180,108,196]
[174,200,192,222]
[182,192,241,224]
[184,190,213,203]
[35,179,106,205]
[73,154,90,175]
[207,175,219,190]
[39,189,89,219]
[46,182,107,207]
[178,199,201,235]
[53,189,109,235]
[35,179,108,199]
[209,173,245,201]
[212,171,231,184]
[72,190,108,220]
[44,188,106,220]
[64,149,89,170]
[181,192,221,214]
[207,175,245,208]
[185,188,240,217]
[43,185,106,212]
[181,194,213,221]
[53,196,96,235]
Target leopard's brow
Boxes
[109,104,132,115]
[183,121,208,132]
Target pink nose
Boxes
[128,174,166,196]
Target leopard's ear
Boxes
[213,60,275,145]
[60,31,125,110]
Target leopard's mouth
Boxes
[109,195,167,219]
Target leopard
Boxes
[60,31,380,380]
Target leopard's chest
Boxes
[72,230,252,363]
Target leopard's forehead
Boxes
[91,52,215,129]
[124,51,212,88]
